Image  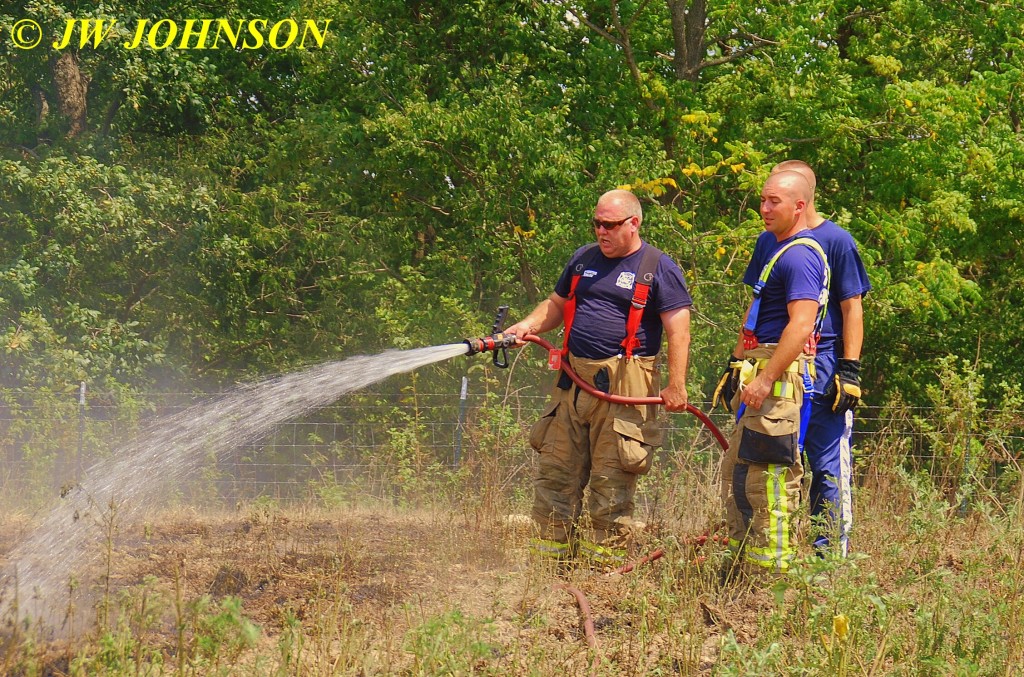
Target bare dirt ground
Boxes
[1,505,771,675]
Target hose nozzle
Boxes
[464,305,514,367]
[464,333,517,354]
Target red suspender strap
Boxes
[561,272,582,358]
[620,283,649,360]
[561,244,599,358]
[619,244,663,360]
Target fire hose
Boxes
[462,305,729,450]
[463,306,730,654]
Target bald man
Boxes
[717,171,830,577]
[767,160,871,558]
[505,189,692,569]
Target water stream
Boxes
[0,342,471,634]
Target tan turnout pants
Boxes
[529,353,662,555]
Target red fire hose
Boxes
[518,334,729,451]
[515,334,730,654]
[553,532,725,654]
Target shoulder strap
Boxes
[752,238,828,297]
[742,237,831,351]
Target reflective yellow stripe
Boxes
[772,381,791,399]
[577,539,626,566]
[740,466,796,571]
[743,546,779,567]
[769,463,787,569]
[748,463,795,572]
[529,538,569,559]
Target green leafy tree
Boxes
[1,0,1022,413]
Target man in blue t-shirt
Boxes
[768,160,871,558]
[716,170,828,576]
[505,189,692,567]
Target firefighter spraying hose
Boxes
[464,305,728,653]
[461,191,713,645]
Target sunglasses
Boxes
[592,216,633,230]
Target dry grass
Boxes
[2,458,1023,675]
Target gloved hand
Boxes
[826,358,862,414]
[711,356,742,413]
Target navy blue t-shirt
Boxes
[747,221,871,346]
[742,232,828,345]
[805,220,872,349]
[554,242,692,359]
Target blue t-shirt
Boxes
[805,220,872,349]
[742,232,827,345]
[554,242,692,359]
[746,223,871,350]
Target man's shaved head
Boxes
[597,189,643,223]
[771,160,817,192]
[765,170,813,204]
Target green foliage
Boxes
[71,579,167,674]
[460,387,533,517]
[866,356,1024,509]
[3,0,1024,501]
[274,609,304,676]
[185,595,261,673]
[4,414,1024,673]
[717,468,1017,672]
[403,609,498,676]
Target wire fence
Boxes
[2,385,1024,511]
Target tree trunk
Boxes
[668,0,707,81]
[51,51,88,137]
[32,85,49,125]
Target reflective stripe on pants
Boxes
[721,345,808,573]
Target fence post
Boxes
[454,376,468,468]
[77,381,86,483]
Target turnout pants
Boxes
[529,352,661,564]
[721,345,812,574]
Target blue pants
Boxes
[803,398,854,555]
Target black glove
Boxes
[712,356,742,413]
[826,358,861,414]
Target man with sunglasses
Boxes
[505,189,692,568]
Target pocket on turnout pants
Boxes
[737,424,798,465]
[737,394,801,466]
[529,399,561,452]
[612,416,653,475]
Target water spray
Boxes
[0,343,473,635]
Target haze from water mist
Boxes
[0,343,471,634]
